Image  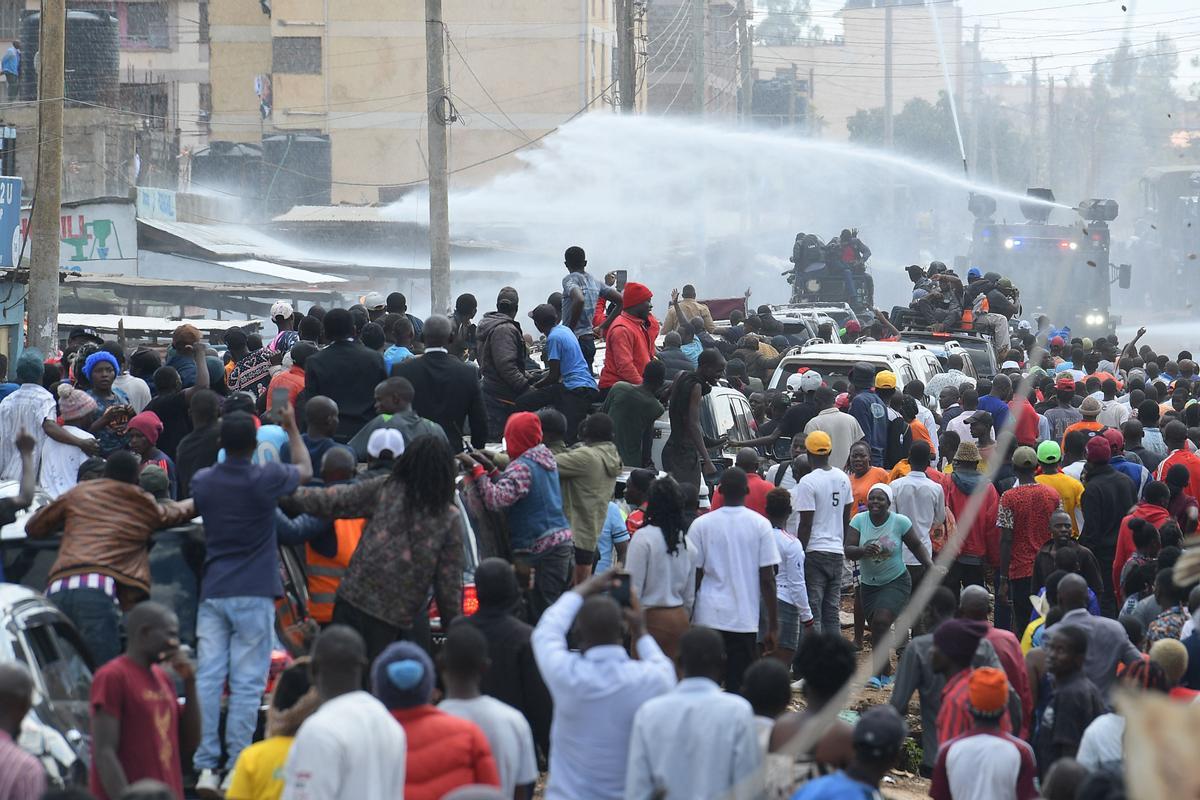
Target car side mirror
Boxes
[1117,263,1132,290]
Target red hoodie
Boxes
[599,312,661,389]
[945,471,1000,563]
[1113,502,1171,599]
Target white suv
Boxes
[767,342,946,407]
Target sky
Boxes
[802,0,1200,93]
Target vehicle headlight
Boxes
[806,279,821,291]
[1069,242,1079,250]
[1003,238,1014,249]
[1085,313,1105,326]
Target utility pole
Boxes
[692,0,705,115]
[425,0,450,315]
[1047,76,1057,189]
[1029,56,1039,185]
[883,2,893,149]
[737,0,752,122]
[969,22,981,178]
[617,0,636,113]
[28,0,65,352]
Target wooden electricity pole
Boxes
[425,0,451,315]
[28,0,65,352]
[737,0,752,122]
[693,0,705,115]
[618,0,636,113]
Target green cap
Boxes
[1037,440,1062,465]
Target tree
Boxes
[754,0,821,47]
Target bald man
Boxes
[0,662,44,798]
[284,395,351,470]
[710,447,774,517]
[282,626,407,800]
[347,377,446,461]
[959,585,1033,737]
[394,315,488,451]
[1057,573,1141,694]
[91,602,198,800]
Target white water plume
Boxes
[387,114,1079,310]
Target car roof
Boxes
[0,582,40,607]
[796,342,932,358]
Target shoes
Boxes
[865,676,884,690]
[791,678,805,691]
[196,769,223,799]
[221,771,234,794]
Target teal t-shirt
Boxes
[850,511,912,586]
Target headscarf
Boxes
[868,482,893,505]
[82,351,120,381]
[127,410,164,445]
[504,411,542,459]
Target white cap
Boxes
[367,428,406,458]
[362,291,386,310]
[800,370,823,392]
[270,300,294,320]
[1000,360,1021,370]
[786,373,804,391]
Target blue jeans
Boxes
[804,551,844,637]
[50,587,122,667]
[194,596,275,771]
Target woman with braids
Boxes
[764,632,857,798]
[281,435,464,661]
[625,476,695,659]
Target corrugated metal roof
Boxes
[139,217,304,258]
[216,259,346,284]
[58,313,263,334]
[273,205,393,223]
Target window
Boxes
[0,0,20,40]
[272,36,322,74]
[198,0,209,44]
[123,1,170,49]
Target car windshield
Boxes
[15,616,93,703]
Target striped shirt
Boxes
[0,729,46,800]
[937,669,1013,748]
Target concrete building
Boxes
[644,0,739,117]
[751,1,965,140]
[206,0,621,206]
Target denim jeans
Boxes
[805,551,844,636]
[50,588,122,667]
[194,596,275,771]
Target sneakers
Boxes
[221,770,234,794]
[196,769,223,799]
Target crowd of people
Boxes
[0,250,1195,800]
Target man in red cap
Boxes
[930,667,1037,800]
[1079,435,1138,617]
[599,282,660,392]
[1043,374,1082,443]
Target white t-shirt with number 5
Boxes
[791,466,853,555]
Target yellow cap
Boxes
[874,370,897,389]
[805,430,833,455]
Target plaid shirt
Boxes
[937,669,1013,747]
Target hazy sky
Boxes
[803,0,1200,91]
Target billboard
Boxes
[19,197,138,276]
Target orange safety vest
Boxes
[306,518,365,624]
[960,308,975,329]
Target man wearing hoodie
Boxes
[477,287,534,440]
[1113,480,1172,601]
[944,442,1000,599]
[549,412,624,584]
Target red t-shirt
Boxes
[1008,399,1040,447]
[710,473,773,517]
[997,483,1062,580]
[89,655,183,800]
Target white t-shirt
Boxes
[1076,712,1125,773]
[282,691,406,800]
[39,425,94,498]
[890,471,945,567]
[687,506,781,633]
[791,467,852,554]
[938,729,1037,800]
[439,695,538,798]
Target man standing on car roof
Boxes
[848,362,888,467]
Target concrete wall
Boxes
[6,106,137,203]
[209,0,618,204]
[751,3,965,140]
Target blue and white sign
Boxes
[0,176,22,268]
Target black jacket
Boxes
[394,350,488,450]
[658,347,695,381]
[477,311,531,400]
[1080,464,1138,555]
[304,339,389,442]
[465,608,553,755]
